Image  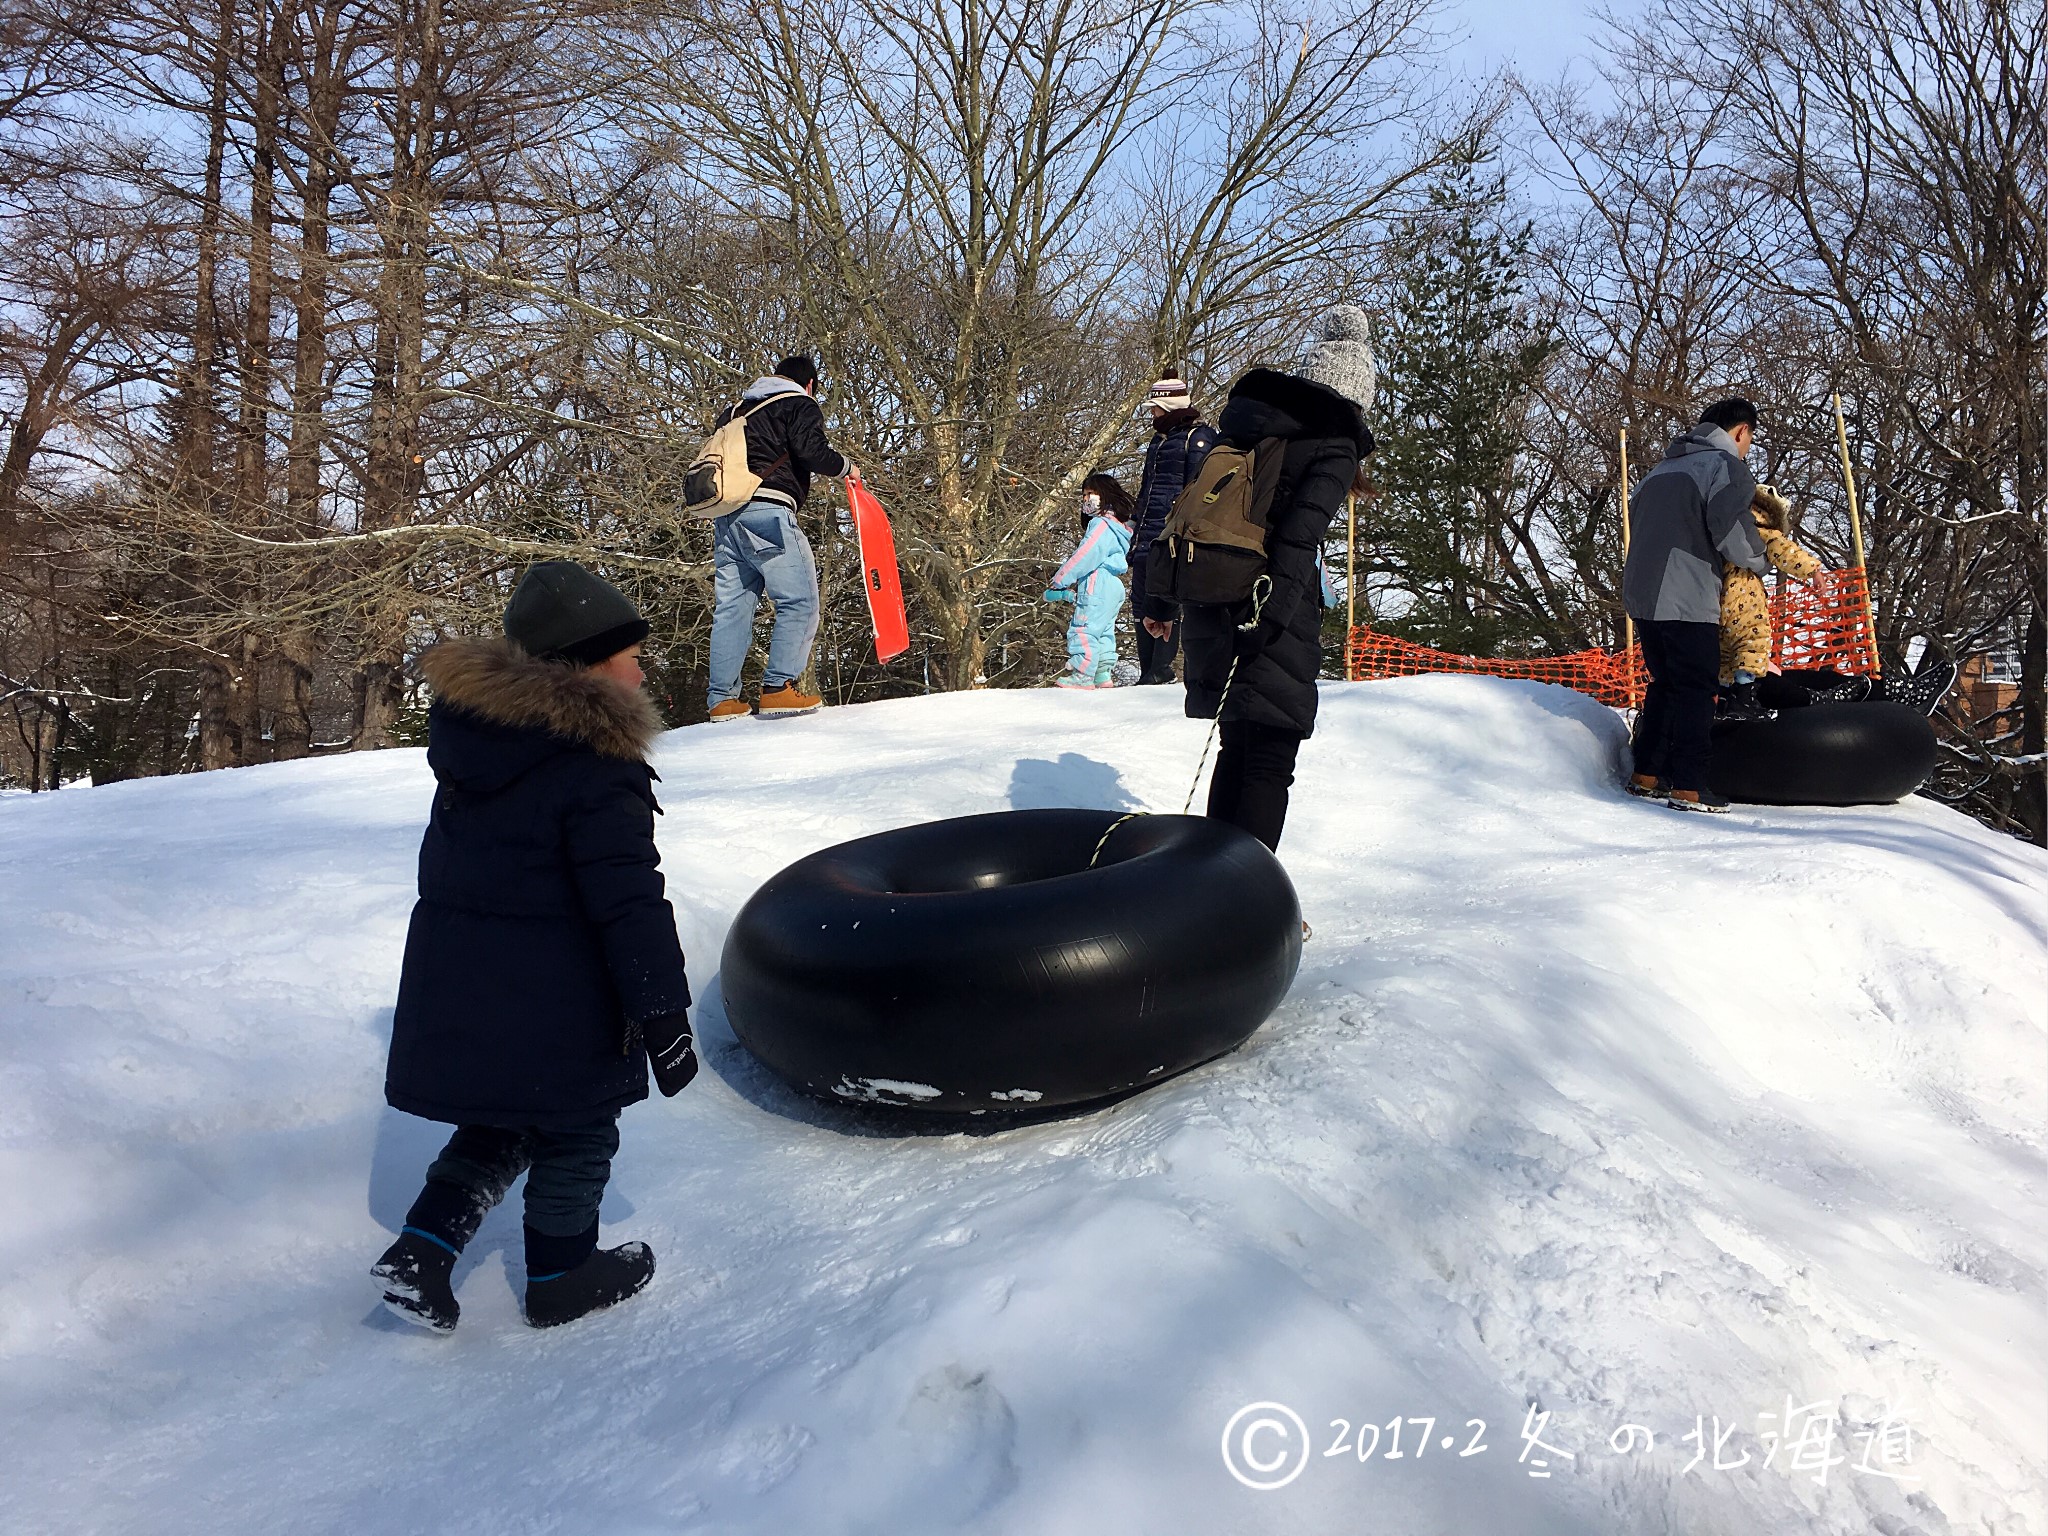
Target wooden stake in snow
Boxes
[1832,392,1883,678]
[1345,493,1357,680]
[1619,426,1639,709]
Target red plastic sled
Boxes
[846,473,909,663]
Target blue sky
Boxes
[1439,0,1619,89]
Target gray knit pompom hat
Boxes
[1294,305,1377,414]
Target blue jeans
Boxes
[708,500,820,704]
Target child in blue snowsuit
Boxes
[1045,474,1134,688]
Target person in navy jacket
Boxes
[1128,374,1218,684]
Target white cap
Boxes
[1139,376,1195,415]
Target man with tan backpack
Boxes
[685,355,855,721]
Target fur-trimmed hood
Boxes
[1751,482,1793,533]
[419,637,663,767]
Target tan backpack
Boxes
[1145,437,1286,606]
[682,397,788,521]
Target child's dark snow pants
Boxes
[401,1115,620,1278]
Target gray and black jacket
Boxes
[1623,424,1767,624]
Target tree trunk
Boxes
[183,0,240,769]
[182,0,233,491]
[197,659,238,770]
[285,11,337,538]
[45,702,70,791]
[239,0,278,522]
[355,656,405,749]
[236,632,268,763]
[272,627,317,758]
[354,0,438,748]
[2020,598,2045,846]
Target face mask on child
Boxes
[1082,492,1101,516]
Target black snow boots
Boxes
[525,1242,657,1329]
[1716,680,1770,721]
[371,1230,461,1333]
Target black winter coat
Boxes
[1179,369,1371,737]
[1129,410,1218,623]
[386,640,693,1128]
[714,384,847,511]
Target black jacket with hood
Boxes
[714,376,847,512]
[1177,368,1371,737]
[385,640,692,1128]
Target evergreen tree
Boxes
[1366,152,1555,657]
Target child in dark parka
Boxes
[372,562,696,1332]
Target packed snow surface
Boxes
[2,677,2042,1535]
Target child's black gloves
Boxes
[644,1013,698,1096]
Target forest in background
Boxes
[1,0,2040,839]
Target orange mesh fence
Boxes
[1770,566,1878,675]
[1344,629,1647,708]
[1344,567,1879,707]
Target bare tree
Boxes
[621,0,1451,687]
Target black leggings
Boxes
[1206,719,1304,852]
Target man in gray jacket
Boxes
[1623,398,1768,812]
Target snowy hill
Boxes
[2,677,2042,1536]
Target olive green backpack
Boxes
[1144,437,1287,607]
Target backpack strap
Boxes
[726,394,792,486]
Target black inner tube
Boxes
[1709,700,1937,806]
[721,809,1303,1115]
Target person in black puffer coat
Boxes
[1129,375,1219,685]
[371,562,696,1334]
[1174,308,1376,852]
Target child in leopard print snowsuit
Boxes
[1719,483,1822,716]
